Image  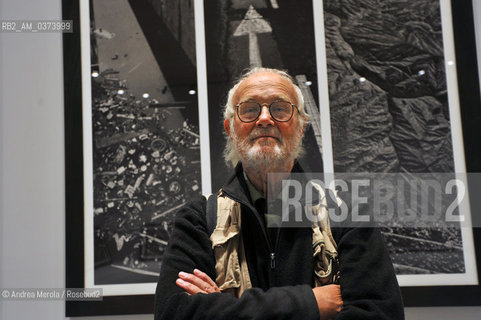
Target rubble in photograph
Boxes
[91,72,201,281]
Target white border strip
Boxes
[79,0,96,292]
[194,0,212,196]
[442,0,476,286]
[397,270,476,287]
[312,0,335,181]
[474,0,481,97]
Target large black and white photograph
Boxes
[62,0,481,315]
[320,0,476,283]
[204,0,325,190]
[84,0,202,291]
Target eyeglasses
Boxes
[236,100,298,123]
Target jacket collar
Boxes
[221,161,307,206]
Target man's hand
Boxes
[312,284,343,320]
[176,269,221,295]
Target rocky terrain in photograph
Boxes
[324,0,462,274]
[324,0,453,173]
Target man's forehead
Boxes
[238,72,293,89]
[234,72,297,102]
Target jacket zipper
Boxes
[270,252,275,269]
[271,223,283,270]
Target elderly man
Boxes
[154,68,404,319]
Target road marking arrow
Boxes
[233,5,272,67]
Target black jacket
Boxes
[154,163,405,319]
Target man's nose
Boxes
[256,105,275,127]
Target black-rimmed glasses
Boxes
[236,101,298,123]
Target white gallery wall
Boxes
[1,0,481,319]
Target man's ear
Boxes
[224,119,233,140]
[298,120,307,137]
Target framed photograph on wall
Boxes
[64,0,211,316]
[315,0,480,291]
[63,0,481,316]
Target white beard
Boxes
[245,142,284,168]
[233,127,301,170]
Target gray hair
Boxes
[223,67,310,167]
